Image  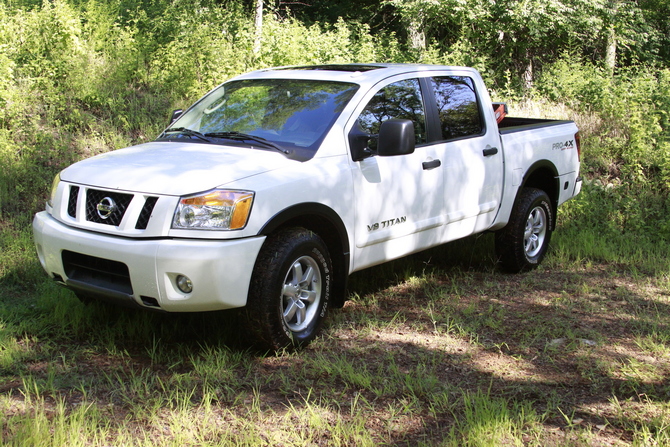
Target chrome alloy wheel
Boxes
[524,205,547,259]
[281,255,322,333]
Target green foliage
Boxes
[382,0,670,85]
[536,59,670,188]
[443,390,540,446]
[0,0,171,217]
[146,1,251,99]
[149,13,390,99]
[555,183,670,275]
[527,58,670,266]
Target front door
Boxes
[349,77,446,270]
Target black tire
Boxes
[495,187,554,273]
[245,227,333,352]
[74,292,93,304]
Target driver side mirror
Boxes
[377,119,415,157]
[170,109,183,123]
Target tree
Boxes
[254,0,263,55]
[381,0,655,85]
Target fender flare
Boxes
[258,203,351,308]
[520,160,560,230]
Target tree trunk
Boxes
[605,26,617,75]
[604,0,618,76]
[408,17,425,51]
[254,0,263,56]
[522,48,533,90]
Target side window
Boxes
[358,79,427,147]
[431,76,483,140]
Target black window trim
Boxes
[421,75,488,145]
[348,72,488,161]
[351,76,431,154]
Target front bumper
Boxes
[33,211,266,312]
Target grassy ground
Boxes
[2,210,670,445]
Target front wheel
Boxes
[245,228,332,352]
[495,188,554,273]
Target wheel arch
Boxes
[258,203,350,308]
[520,161,559,229]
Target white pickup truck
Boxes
[33,64,581,350]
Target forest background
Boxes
[2,0,670,254]
[2,0,670,445]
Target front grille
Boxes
[135,197,158,230]
[62,251,133,295]
[86,189,133,226]
[64,185,158,230]
[67,186,79,218]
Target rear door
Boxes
[427,75,504,238]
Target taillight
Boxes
[575,131,581,161]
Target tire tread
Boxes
[495,187,553,273]
[245,227,331,352]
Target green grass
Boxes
[4,122,670,445]
[3,215,670,445]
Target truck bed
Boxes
[498,116,574,134]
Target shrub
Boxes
[536,59,670,191]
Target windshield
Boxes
[159,79,359,160]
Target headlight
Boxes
[172,189,254,230]
[47,173,61,210]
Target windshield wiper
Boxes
[204,131,290,155]
[161,127,212,143]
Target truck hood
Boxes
[60,142,294,196]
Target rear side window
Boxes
[431,76,483,140]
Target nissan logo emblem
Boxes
[96,197,117,220]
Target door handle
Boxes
[483,147,499,157]
[422,159,441,170]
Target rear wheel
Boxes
[245,228,332,351]
[495,188,553,273]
